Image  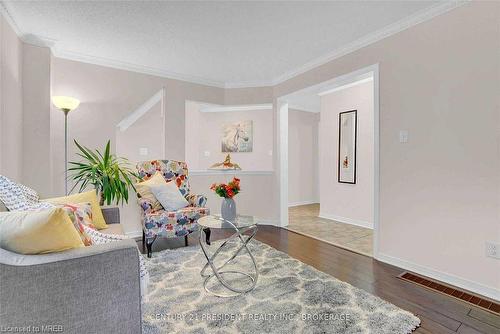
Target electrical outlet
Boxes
[139,147,148,156]
[486,242,500,259]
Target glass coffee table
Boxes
[198,215,259,297]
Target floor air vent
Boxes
[398,272,500,315]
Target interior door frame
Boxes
[277,64,380,259]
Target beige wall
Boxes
[185,101,274,171]
[275,2,500,296]
[22,44,52,197]
[0,14,23,182]
[50,57,225,234]
[6,1,498,298]
[319,81,374,228]
[288,109,319,205]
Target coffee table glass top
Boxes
[198,215,257,229]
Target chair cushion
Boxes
[136,160,190,197]
[143,206,209,238]
[135,172,168,212]
[150,182,189,211]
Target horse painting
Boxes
[221,121,253,152]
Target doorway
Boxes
[278,64,379,258]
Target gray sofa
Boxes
[0,206,142,334]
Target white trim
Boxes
[117,88,165,131]
[190,170,273,176]
[0,2,21,36]
[319,212,373,230]
[288,200,319,207]
[271,1,467,86]
[0,0,465,89]
[373,64,380,258]
[200,103,272,113]
[278,63,380,257]
[257,219,280,227]
[317,77,373,96]
[377,252,500,302]
[288,103,319,113]
[278,101,289,227]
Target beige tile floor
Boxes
[286,204,373,257]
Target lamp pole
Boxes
[63,108,70,195]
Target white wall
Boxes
[288,109,319,206]
[22,44,52,197]
[50,57,225,235]
[275,2,500,298]
[116,104,163,163]
[319,81,374,228]
[185,101,274,171]
[0,14,23,182]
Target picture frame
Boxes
[221,120,253,153]
[338,110,357,184]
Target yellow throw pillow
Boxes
[43,190,107,229]
[135,172,168,211]
[0,208,84,254]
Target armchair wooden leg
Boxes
[142,230,146,252]
[184,235,189,247]
[146,236,156,258]
[203,228,211,245]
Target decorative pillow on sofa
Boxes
[58,202,95,246]
[44,190,107,230]
[0,208,84,254]
[150,182,189,211]
[135,172,168,212]
[0,175,53,211]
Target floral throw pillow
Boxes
[58,202,95,246]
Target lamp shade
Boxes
[52,96,80,111]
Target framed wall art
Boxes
[338,110,357,184]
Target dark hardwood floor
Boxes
[137,226,500,334]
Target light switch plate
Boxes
[399,130,409,143]
[486,241,500,259]
[204,151,210,157]
[268,150,273,156]
[139,147,148,156]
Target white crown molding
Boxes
[0,1,21,36]
[52,48,227,88]
[317,77,373,96]
[199,103,272,113]
[271,0,468,86]
[288,103,319,113]
[1,0,466,89]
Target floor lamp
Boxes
[52,96,80,195]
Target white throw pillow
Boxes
[150,182,189,211]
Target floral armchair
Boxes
[136,160,210,257]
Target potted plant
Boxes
[68,140,138,212]
[210,177,241,222]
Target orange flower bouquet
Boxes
[210,177,241,198]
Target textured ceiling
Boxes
[4,1,444,87]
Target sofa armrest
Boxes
[186,194,208,207]
[0,240,142,333]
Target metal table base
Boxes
[199,222,258,297]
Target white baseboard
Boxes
[377,252,500,302]
[257,219,280,227]
[319,212,373,229]
[125,230,142,239]
[289,200,319,207]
